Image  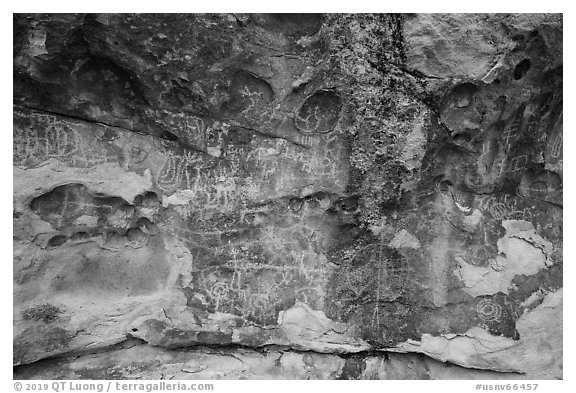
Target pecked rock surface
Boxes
[13,13,562,379]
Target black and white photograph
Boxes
[10,6,565,386]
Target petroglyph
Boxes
[508,154,529,173]
[155,150,202,193]
[454,220,553,297]
[479,136,507,181]
[173,200,332,325]
[13,13,563,377]
[150,110,208,150]
[476,298,502,323]
[13,113,118,169]
[476,194,541,222]
[129,146,149,164]
[549,131,562,159]
[502,105,525,152]
[333,242,410,325]
[224,71,274,126]
[188,249,326,325]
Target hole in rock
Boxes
[289,198,304,212]
[512,34,525,42]
[161,130,179,142]
[260,14,322,38]
[222,70,274,120]
[439,180,453,192]
[453,132,472,143]
[30,184,129,228]
[70,231,92,241]
[521,167,562,194]
[306,199,320,209]
[75,55,149,107]
[449,83,478,108]
[134,191,160,208]
[126,227,146,243]
[295,90,342,134]
[48,235,68,247]
[514,59,531,80]
[136,217,160,235]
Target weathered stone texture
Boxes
[13,13,562,379]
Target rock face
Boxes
[13,13,562,379]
